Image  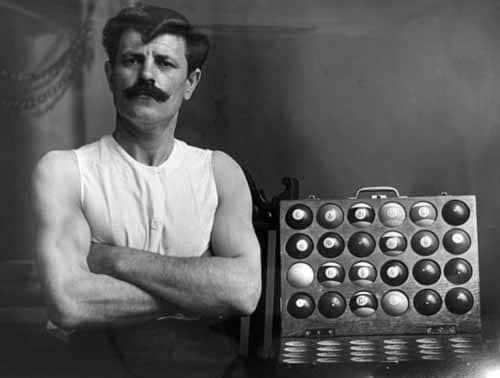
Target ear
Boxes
[104,61,113,91]
[184,68,202,100]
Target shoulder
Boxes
[32,150,80,203]
[211,151,249,201]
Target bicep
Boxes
[32,152,91,303]
[210,152,260,264]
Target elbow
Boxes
[46,295,86,330]
[233,276,262,316]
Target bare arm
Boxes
[33,151,181,329]
[87,151,262,317]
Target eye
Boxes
[157,58,175,69]
[121,55,140,66]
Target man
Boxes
[32,4,261,377]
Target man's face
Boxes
[106,29,200,128]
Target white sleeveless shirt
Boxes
[74,135,218,256]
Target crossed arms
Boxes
[32,150,261,330]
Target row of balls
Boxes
[286,228,471,259]
[285,200,470,230]
[287,287,474,319]
[286,258,473,288]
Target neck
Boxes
[112,114,177,166]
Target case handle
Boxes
[354,186,401,199]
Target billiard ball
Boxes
[381,260,408,286]
[411,230,439,255]
[349,261,377,286]
[318,262,345,287]
[444,258,473,285]
[287,263,315,288]
[286,233,314,259]
[381,290,409,316]
[317,232,345,258]
[442,200,470,226]
[348,232,376,257]
[318,292,346,318]
[287,293,315,318]
[380,231,407,256]
[350,291,378,317]
[285,204,313,229]
[379,202,406,227]
[410,201,437,227]
[413,259,441,285]
[414,289,442,316]
[317,203,344,229]
[347,203,375,227]
[443,229,471,254]
[445,288,474,315]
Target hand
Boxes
[87,243,118,275]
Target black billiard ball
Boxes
[285,233,314,259]
[410,201,438,227]
[381,290,409,316]
[285,204,313,229]
[318,232,345,258]
[350,291,378,317]
[318,292,346,318]
[443,229,471,255]
[411,230,439,256]
[286,263,315,288]
[380,231,407,256]
[379,202,406,227]
[318,262,345,287]
[414,289,442,316]
[347,203,375,227]
[381,260,408,286]
[413,259,441,285]
[317,203,344,229]
[348,232,376,257]
[444,258,473,285]
[287,293,315,319]
[442,200,470,226]
[445,288,474,315]
[349,261,377,286]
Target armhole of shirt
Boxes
[72,150,84,208]
[208,149,219,208]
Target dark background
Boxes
[1,0,500,363]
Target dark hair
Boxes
[102,4,209,74]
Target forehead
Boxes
[117,29,187,58]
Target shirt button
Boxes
[151,218,161,230]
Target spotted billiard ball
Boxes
[317,203,344,229]
[444,258,473,285]
[287,293,315,319]
[285,233,314,259]
[445,288,474,315]
[317,232,345,258]
[285,204,313,229]
[411,230,439,256]
[381,290,409,316]
[443,229,471,255]
[381,260,408,286]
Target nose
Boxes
[140,55,155,82]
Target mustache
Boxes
[123,80,169,102]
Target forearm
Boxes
[94,245,260,317]
[48,270,181,329]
